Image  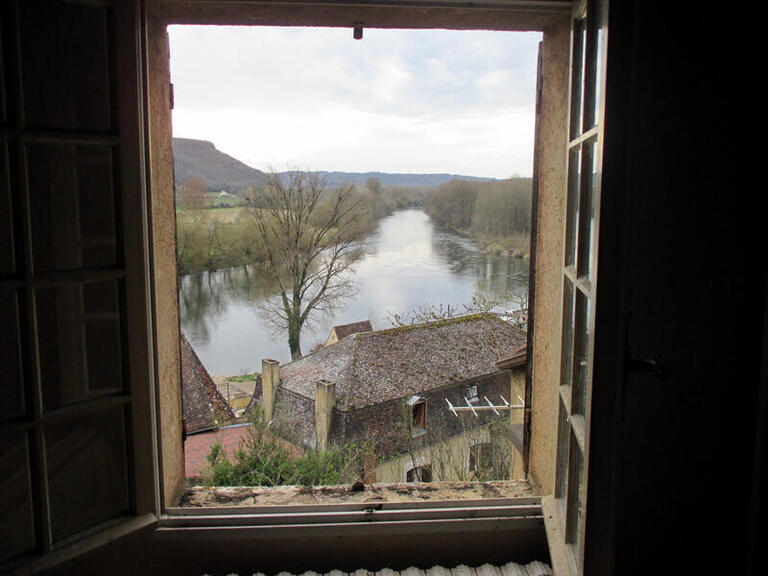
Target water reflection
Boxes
[180,208,529,374]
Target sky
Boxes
[169,25,541,179]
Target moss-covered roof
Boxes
[279,314,526,410]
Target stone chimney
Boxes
[314,379,336,451]
[261,359,280,422]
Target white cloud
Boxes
[169,25,541,178]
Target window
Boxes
[409,395,427,437]
[553,0,606,573]
[406,464,433,483]
[0,0,156,571]
[469,442,492,474]
[2,0,582,571]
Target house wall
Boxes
[337,371,513,464]
[375,427,492,482]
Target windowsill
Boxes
[541,495,575,576]
[175,480,534,510]
[411,427,427,438]
[160,481,542,532]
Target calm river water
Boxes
[179,208,529,374]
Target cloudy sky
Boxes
[169,25,541,179]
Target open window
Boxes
[0,0,596,572]
[408,395,427,437]
[406,464,433,483]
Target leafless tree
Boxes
[247,171,364,360]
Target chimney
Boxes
[314,379,336,451]
[261,359,280,422]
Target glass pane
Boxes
[565,147,581,268]
[28,144,117,272]
[0,288,25,421]
[37,282,124,410]
[0,142,15,276]
[554,399,570,500]
[591,9,604,129]
[565,431,584,546]
[572,290,590,416]
[0,433,36,563]
[569,16,586,140]
[577,140,596,279]
[46,407,130,541]
[560,279,575,389]
[0,6,7,126]
[20,0,113,132]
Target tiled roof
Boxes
[280,314,526,410]
[331,320,373,340]
[181,334,235,434]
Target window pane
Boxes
[37,282,124,410]
[560,279,575,388]
[554,399,570,500]
[46,407,130,541]
[28,144,117,272]
[572,291,590,416]
[569,16,586,140]
[565,431,584,546]
[0,142,15,276]
[577,139,596,279]
[0,6,7,126]
[565,147,581,268]
[20,0,113,132]
[0,432,36,563]
[585,0,604,129]
[0,288,25,421]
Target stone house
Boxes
[253,313,527,482]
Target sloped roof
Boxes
[181,334,234,434]
[280,313,526,410]
[330,320,373,340]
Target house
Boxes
[255,314,527,482]
[180,334,234,435]
[322,320,373,347]
[0,2,763,576]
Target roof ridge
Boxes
[356,312,500,339]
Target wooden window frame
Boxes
[551,0,607,574]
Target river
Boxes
[179,208,530,374]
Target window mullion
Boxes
[10,0,53,552]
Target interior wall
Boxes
[528,14,569,496]
[40,520,549,576]
[146,15,185,507]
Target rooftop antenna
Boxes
[445,395,524,418]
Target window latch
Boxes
[628,356,668,380]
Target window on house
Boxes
[406,464,432,483]
[409,396,427,437]
[469,442,492,475]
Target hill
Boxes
[173,138,266,195]
[172,137,496,194]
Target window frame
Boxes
[550,0,607,574]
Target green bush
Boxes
[202,406,366,487]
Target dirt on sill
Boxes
[180,480,534,508]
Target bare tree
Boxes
[247,171,364,360]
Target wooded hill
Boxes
[172,138,495,194]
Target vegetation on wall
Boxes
[202,405,368,487]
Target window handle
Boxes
[628,356,668,380]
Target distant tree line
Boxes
[424,177,532,256]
